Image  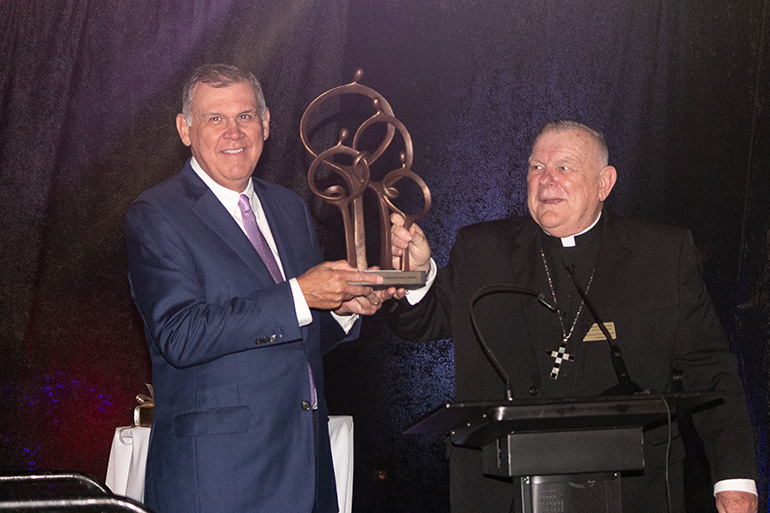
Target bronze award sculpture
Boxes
[300,69,430,288]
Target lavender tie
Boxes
[238,194,318,410]
[238,194,283,283]
[239,194,317,407]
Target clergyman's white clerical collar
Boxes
[543,211,602,248]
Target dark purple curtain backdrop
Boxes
[1,1,768,512]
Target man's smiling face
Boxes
[526,128,615,237]
[176,79,270,192]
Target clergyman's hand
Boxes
[390,213,431,272]
[336,289,381,316]
[336,267,399,315]
[296,260,383,311]
[715,491,758,513]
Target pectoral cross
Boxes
[547,339,574,379]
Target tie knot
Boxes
[238,194,252,214]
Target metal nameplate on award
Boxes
[300,69,430,289]
[348,269,427,287]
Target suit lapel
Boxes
[511,219,543,293]
[253,179,300,280]
[509,219,556,389]
[569,211,632,388]
[587,211,632,321]
[179,164,281,283]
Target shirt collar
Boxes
[543,211,603,248]
[190,157,256,217]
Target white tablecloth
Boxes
[327,415,354,513]
[105,426,151,501]
[106,415,354,513]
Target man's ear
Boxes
[261,108,270,141]
[176,113,192,146]
[598,165,617,201]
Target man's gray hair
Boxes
[536,119,609,166]
[181,64,267,126]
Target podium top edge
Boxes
[431,390,721,408]
[403,391,723,436]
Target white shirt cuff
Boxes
[406,259,437,305]
[290,278,313,327]
[713,479,757,496]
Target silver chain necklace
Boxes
[541,248,595,379]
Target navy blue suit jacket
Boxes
[126,159,352,513]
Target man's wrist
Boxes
[290,278,312,327]
[713,479,757,496]
[405,258,437,305]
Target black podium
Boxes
[405,392,722,513]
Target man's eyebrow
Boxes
[554,155,581,166]
[527,155,581,167]
[201,108,258,117]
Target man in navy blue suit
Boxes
[126,64,386,513]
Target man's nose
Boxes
[539,166,557,186]
[223,119,244,139]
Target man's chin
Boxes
[534,213,567,231]
[220,163,256,180]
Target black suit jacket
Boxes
[388,210,756,512]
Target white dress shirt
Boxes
[191,158,357,333]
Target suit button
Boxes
[529,386,539,396]
[301,401,312,411]
[254,334,278,346]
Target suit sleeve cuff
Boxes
[713,479,757,496]
[405,258,437,305]
[290,278,313,327]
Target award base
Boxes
[350,269,426,289]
